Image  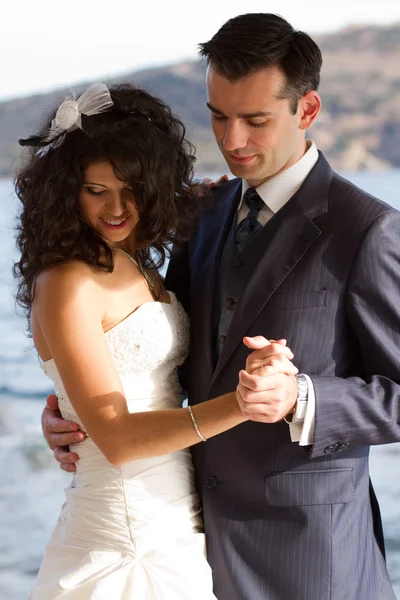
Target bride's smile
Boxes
[79,161,139,248]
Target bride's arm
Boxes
[34,264,246,466]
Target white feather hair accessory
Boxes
[42,82,114,148]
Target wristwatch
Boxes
[284,373,308,424]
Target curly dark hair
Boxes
[14,83,200,321]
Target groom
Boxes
[42,13,400,600]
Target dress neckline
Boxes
[104,292,175,336]
[40,292,177,369]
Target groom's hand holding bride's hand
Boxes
[236,336,299,424]
[42,394,85,472]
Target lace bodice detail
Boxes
[106,295,188,376]
[41,292,190,429]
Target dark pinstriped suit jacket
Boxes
[165,153,400,600]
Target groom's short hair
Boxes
[199,13,322,114]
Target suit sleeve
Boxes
[310,210,400,458]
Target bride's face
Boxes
[79,161,139,248]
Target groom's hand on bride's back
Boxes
[42,394,85,473]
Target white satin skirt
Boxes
[30,440,216,599]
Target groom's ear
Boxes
[298,90,321,131]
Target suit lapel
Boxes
[210,152,332,386]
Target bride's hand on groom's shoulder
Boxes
[42,394,85,473]
[236,336,298,424]
[201,174,229,188]
[193,174,229,198]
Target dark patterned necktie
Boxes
[235,187,265,251]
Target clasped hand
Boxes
[236,336,299,423]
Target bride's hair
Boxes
[14,83,200,321]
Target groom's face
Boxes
[206,66,308,187]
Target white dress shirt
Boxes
[238,139,318,446]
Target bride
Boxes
[15,83,294,599]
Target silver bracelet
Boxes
[188,405,207,442]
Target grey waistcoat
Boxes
[213,204,287,363]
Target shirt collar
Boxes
[239,140,319,214]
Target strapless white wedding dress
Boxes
[31,293,216,599]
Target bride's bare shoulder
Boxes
[35,260,98,302]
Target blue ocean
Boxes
[0,174,399,599]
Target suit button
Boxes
[205,476,218,489]
[337,443,349,452]
[225,297,236,308]
[324,442,348,454]
[324,444,336,454]
[232,257,242,268]
[219,335,226,344]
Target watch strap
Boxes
[284,373,308,424]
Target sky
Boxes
[1,0,399,101]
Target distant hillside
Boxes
[1,22,400,177]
